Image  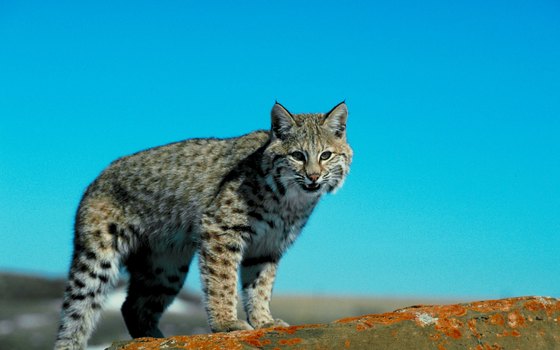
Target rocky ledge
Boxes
[108,296,560,349]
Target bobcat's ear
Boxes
[323,101,348,138]
[271,102,296,140]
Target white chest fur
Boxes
[245,187,319,258]
[247,214,300,258]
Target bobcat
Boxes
[54,101,352,349]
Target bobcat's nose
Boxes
[307,173,320,183]
[302,173,322,192]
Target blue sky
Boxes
[1,1,559,299]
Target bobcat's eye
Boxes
[290,151,306,162]
[320,151,332,160]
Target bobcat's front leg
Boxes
[241,260,289,329]
[199,209,253,332]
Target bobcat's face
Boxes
[265,102,352,195]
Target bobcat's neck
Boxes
[260,170,321,213]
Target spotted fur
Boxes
[54,102,352,349]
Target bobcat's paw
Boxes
[262,318,290,328]
[212,319,254,333]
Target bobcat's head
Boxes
[264,101,353,196]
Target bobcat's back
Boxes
[80,130,270,233]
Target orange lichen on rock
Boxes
[435,317,463,339]
[497,329,521,338]
[508,310,525,328]
[506,310,525,328]
[524,297,560,316]
[116,334,246,350]
[278,338,302,345]
[469,298,520,313]
[430,333,442,341]
[524,299,546,312]
[489,313,505,326]
[109,296,560,350]
[467,318,481,339]
[431,304,468,318]
[239,329,271,347]
[337,310,417,332]
[474,344,504,350]
[272,323,322,335]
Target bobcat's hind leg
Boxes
[55,246,121,349]
[55,198,128,350]
[122,242,196,338]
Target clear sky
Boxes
[1,1,559,299]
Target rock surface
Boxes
[108,296,560,349]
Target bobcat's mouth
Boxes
[302,183,321,192]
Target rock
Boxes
[108,296,560,349]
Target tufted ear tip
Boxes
[323,101,348,138]
[271,102,295,140]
